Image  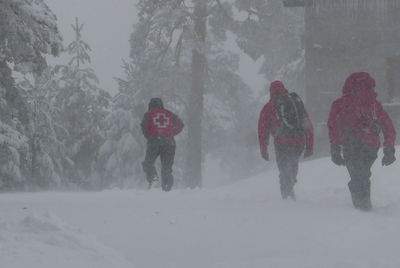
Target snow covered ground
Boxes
[1,151,400,268]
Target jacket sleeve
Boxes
[305,110,314,153]
[172,113,184,136]
[258,104,271,156]
[327,100,344,146]
[141,113,149,138]
[377,102,396,148]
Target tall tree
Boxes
[186,2,207,188]
[0,0,61,190]
[18,66,77,189]
[0,0,61,73]
[118,0,253,188]
[55,18,111,189]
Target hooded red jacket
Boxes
[327,72,396,148]
[258,81,314,157]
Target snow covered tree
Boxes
[112,0,256,188]
[0,0,61,73]
[0,69,30,190]
[54,18,111,189]
[0,0,61,190]
[97,87,144,189]
[18,66,79,189]
[233,0,304,92]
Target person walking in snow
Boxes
[328,72,396,211]
[141,98,184,191]
[258,81,314,200]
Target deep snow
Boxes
[1,151,400,268]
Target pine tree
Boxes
[18,65,80,189]
[0,0,61,73]
[114,0,255,188]
[55,18,111,189]
[0,0,61,190]
[97,87,144,189]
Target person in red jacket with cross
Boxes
[141,98,184,191]
[328,72,396,211]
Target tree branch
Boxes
[174,31,184,66]
[159,25,179,63]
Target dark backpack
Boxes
[274,92,308,137]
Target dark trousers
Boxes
[142,137,176,191]
[274,144,304,200]
[343,136,378,211]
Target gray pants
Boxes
[274,144,304,200]
[142,137,175,191]
[343,135,378,211]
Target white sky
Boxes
[46,0,137,94]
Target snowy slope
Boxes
[0,213,132,268]
[1,151,399,268]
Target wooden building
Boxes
[284,0,400,149]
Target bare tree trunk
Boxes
[185,2,206,188]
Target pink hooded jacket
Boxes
[328,72,396,148]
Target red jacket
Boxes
[328,72,396,148]
[141,108,183,138]
[258,81,314,157]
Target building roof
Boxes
[283,0,400,8]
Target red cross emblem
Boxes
[153,113,170,128]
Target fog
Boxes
[1,0,400,267]
[0,0,398,190]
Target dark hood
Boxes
[148,98,164,110]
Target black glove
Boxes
[382,147,396,166]
[262,151,269,161]
[331,144,345,166]
[304,150,313,159]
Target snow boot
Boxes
[280,182,296,201]
[161,173,173,192]
[348,180,372,211]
